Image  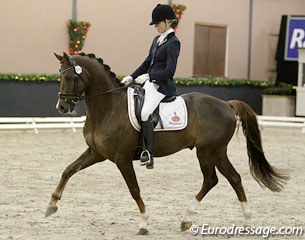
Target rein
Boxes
[77,85,128,101]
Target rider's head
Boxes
[149,4,177,33]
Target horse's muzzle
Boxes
[56,98,76,114]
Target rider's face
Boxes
[155,20,171,34]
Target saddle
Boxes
[132,85,176,160]
[132,85,176,129]
[127,85,187,159]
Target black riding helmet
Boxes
[149,4,176,25]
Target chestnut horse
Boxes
[46,52,288,235]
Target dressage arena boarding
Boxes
[0,117,304,239]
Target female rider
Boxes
[121,4,180,169]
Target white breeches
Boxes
[141,81,165,121]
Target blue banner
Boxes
[285,16,305,61]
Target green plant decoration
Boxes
[170,3,186,30]
[67,20,91,55]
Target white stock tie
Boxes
[157,35,166,46]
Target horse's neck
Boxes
[86,69,118,95]
[84,71,124,122]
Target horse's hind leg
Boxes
[45,148,105,217]
[181,148,218,231]
[215,150,251,226]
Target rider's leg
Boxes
[140,81,165,168]
[140,115,154,168]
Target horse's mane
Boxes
[79,52,120,84]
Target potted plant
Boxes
[262,83,296,116]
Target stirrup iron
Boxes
[140,150,154,169]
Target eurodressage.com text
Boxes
[189,224,304,238]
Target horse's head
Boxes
[54,52,87,114]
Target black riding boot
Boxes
[140,117,154,169]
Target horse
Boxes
[46,52,288,235]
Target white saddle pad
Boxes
[127,87,188,132]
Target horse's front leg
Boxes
[45,148,105,217]
[116,158,149,235]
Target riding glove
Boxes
[121,75,133,85]
[135,74,150,85]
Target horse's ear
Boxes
[63,52,71,63]
[54,52,63,62]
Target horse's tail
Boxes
[228,100,289,192]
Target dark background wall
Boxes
[0,81,85,117]
[0,81,263,117]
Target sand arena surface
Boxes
[0,128,304,239]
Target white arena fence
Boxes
[0,116,86,134]
[0,116,304,134]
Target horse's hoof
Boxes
[180,221,192,231]
[45,206,58,217]
[136,228,149,235]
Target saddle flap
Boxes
[132,85,162,128]
[133,85,145,125]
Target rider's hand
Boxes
[121,75,133,86]
[135,74,149,85]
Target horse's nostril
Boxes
[56,101,68,113]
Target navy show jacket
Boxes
[131,32,180,97]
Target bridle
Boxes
[58,55,128,104]
[58,55,84,103]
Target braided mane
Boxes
[79,52,120,84]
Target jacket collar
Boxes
[159,28,174,39]
[157,28,175,46]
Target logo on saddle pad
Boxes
[171,112,180,123]
[127,87,188,132]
